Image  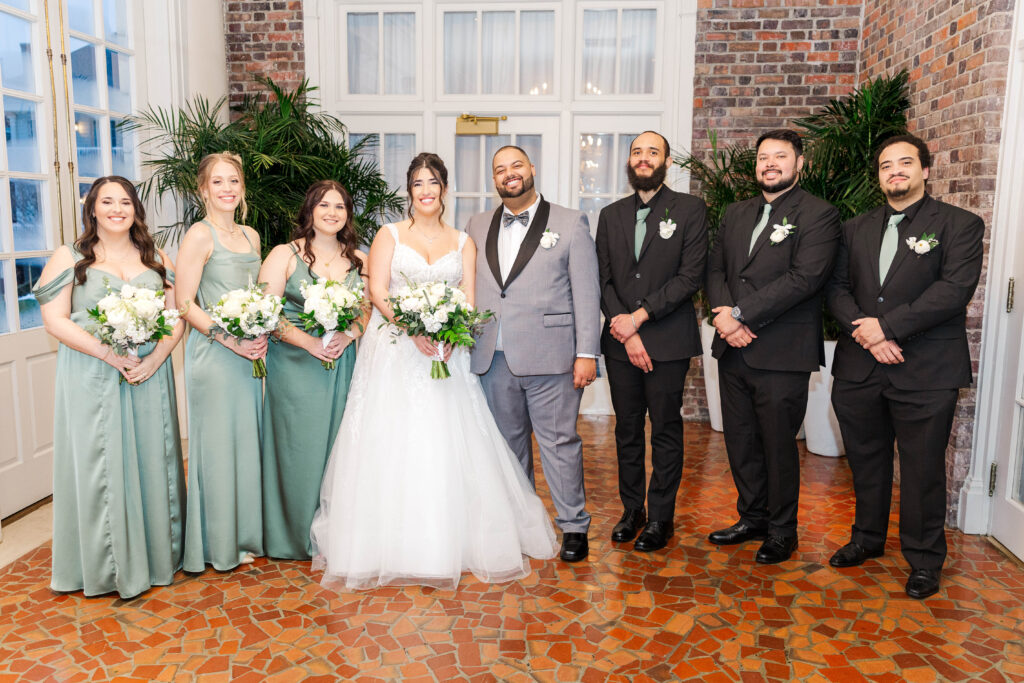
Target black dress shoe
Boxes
[611,509,647,543]
[634,521,674,552]
[560,533,589,563]
[829,542,884,568]
[708,521,769,545]
[755,535,798,564]
[905,568,941,599]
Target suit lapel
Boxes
[745,187,800,265]
[484,206,504,288]
[637,193,671,262]
[882,195,937,290]
[503,197,551,289]
[736,200,761,267]
[862,205,886,288]
[621,199,639,261]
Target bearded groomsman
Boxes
[467,145,601,564]
[595,131,708,552]
[706,129,840,564]
[826,134,983,599]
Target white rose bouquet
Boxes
[387,279,494,379]
[87,281,181,384]
[298,277,366,370]
[207,278,284,378]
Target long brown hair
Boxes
[197,151,248,222]
[405,152,448,225]
[292,180,363,275]
[74,176,168,286]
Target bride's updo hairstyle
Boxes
[405,152,448,224]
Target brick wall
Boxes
[684,0,864,422]
[860,0,1014,524]
[223,1,305,111]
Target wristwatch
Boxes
[731,306,744,321]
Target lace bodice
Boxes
[385,223,466,294]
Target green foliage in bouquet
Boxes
[128,77,405,253]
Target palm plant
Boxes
[128,77,404,252]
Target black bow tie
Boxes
[502,211,529,228]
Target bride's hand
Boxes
[411,335,442,359]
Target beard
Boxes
[626,160,668,192]
[496,172,535,199]
[882,176,912,200]
[757,170,798,195]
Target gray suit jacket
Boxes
[467,197,601,376]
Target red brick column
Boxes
[860,0,1014,525]
[224,1,305,111]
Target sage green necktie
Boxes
[635,206,651,260]
[749,203,772,255]
[879,213,905,284]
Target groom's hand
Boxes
[573,357,597,389]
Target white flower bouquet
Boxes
[298,277,366,370]
[87,281,181,384]
[387,279,494,379]
[207,278,284,378]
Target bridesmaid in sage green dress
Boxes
[34,176,185,599]
[259,180,369,559]
[176,152,268,572]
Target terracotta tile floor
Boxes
[2,418,1024,682]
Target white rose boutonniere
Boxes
[658,209,676,239]
[905,233,939,254]
[769,217,796,245]
[539,229,559,249]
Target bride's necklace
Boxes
[412,223,444,245]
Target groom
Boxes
[467,145,601,563]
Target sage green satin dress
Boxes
[182,222,264,571]
[33,250,185,599]
[262,249,360,559]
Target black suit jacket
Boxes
[706,185,840,372]
[826,194,984,390]
[596,187,708,362]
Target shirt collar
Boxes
[634,185,666,212]
[885,193,928,224]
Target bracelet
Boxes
[630,313,638,331]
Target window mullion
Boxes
[614,8,622,95]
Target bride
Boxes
[310,153,559,590]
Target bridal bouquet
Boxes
[207,278,284,378]
[87,282,181,384]
[298,277,366,370]
[387,279,493,379]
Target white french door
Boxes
[436,116,560,230]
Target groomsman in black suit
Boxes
[706,129,840,564]
[825,134,983,599]
[595,131,708,551]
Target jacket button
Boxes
[635,299,642,307]
[741,277,747,283]
[877,296,884,303]
[501,292,506,299]
[634,273,641,279]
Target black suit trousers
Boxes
[718,349,809,536]
[605,356,690,521]
[831,366,958,570]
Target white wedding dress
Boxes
[310,224,558,590]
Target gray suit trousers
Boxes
[479,351,591,534]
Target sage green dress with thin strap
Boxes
[182,222,264,571]
[262,247,360,559]
[33,248,185,599]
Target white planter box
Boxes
[803,340,845,457]
[700,321,723,432]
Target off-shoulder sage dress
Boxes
[182,221,264,571]
[261,246,360,559]
[33,248,185,599]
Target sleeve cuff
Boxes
[576,353,598,359]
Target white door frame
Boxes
[959,1,1024,555]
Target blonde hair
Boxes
[197,151,248,222]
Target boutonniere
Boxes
[658,209,677,239]
[769,217,796,245]
[539,229,559,249]
[905,233,939,254]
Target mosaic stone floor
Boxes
[2,418,1023,682]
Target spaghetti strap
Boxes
[239,227,256,251]
[201,219,223,249]
[457,231,468,252]
[384,223,399,243]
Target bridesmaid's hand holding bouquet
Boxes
[207,278,284,378]
[87,281,180,384]
[298,277,366,370]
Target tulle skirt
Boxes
[310,313,559,590]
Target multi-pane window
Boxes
[577,132,637,229]
[348,132,417,219]
[451,134,542,230]
[580,7,656,96]
[1,2,48,334]
[68,0,137,202]
[345,11,417,95]
[442,9,556,96]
